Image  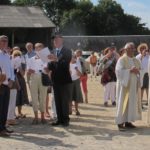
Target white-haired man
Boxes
[0,35,15,136]
[115,42,143,131]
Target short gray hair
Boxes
[124,42,135,49]
[26,42,33,47]
[0,35,8,41]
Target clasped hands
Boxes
[130,66,140,75]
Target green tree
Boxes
[96,0,150,35]
[60,0,94,35]
[96,0,124,35]
[0,0,11,5]
[13,0,76,29]
[13,0,150,35]
[120,14,150,35]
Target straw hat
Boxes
[137,43,148,53]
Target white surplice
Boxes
[115,55,143,125]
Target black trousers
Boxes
[53,83,72,124]
[0,84,10,131]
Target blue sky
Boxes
[91,0,150,28]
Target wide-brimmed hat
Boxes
[137,43,148,53]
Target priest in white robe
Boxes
[115,42,143,131]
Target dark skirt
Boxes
[70,79,83,103]
[142,73,149,89]
[16,72,29,106]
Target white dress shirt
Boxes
[136,54,149,73]
[27,55,47,74]
[0,50,14,85]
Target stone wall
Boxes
[63,35,150,51]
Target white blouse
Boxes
[70,63,81,81]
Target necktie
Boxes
[56,49,60,57]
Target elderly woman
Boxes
[136,43,149,107]
[100,47,117,107]
[75,50,88,104]
[12,47,29,119]
[27,43,48,124]
[69,55,83,115]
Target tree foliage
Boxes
[60,1,94,35]
[60,0,150,35]
[13,0,76,27]
[13,0,150,35]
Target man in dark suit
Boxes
[48,35,72,127]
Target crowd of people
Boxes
[1,33,150,137]
[96,42,150,131]
[0,35,89,137]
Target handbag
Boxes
[101,70,111,85]
[41,73,52,86]
[10,77,20,90]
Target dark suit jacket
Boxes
[48,47,72,85]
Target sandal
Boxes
[41,119,47,124]
[45,112,51,118]
[16,114,26,119]
[32,119,38,125]
[76,111,81,116]
[7,120,18,126]
[20,114,26,118]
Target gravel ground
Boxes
[0,78,150,150]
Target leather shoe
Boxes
[104,102,108,107]
[112,101,116,106]
[62,122,69,127]
[125,122,136,128]
[51,121,61,126]
[118,124,126,131]
[0,130,10,137]
[5,128,14,133]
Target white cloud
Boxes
[127,1,146,10]
[115,0,150,28]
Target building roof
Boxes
[0,6,55,28]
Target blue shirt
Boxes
[24,50,36,64]
[0,50,15,85]
[26,50,36,59]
